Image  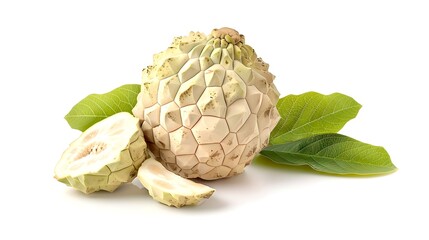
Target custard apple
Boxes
[133,27,280,180]
[54,112,149,194]
[137,157,215,207]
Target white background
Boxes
[1,0,428,239]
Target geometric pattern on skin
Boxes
[133,28,280,180]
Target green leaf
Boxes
[270,92,362,144]
[65,84,140,131]
[260,134,396,175]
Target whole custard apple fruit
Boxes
[133,27,280,180]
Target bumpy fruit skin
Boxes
[54,112,149,194]
[137,158,215,208]
[133,28,280,180]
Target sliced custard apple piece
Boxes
[137,158,215,208]
[54,112,148,194]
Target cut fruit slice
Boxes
[54,112,148,194]
[137,158,215,207]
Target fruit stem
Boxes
[211,27,244,44]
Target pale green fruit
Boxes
[54,112,149,194]
[137,158,215,208]
[133,27,280,180]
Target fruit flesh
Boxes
[54,112,148,194]
[133,28,280,180]
[137,158,215,208]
